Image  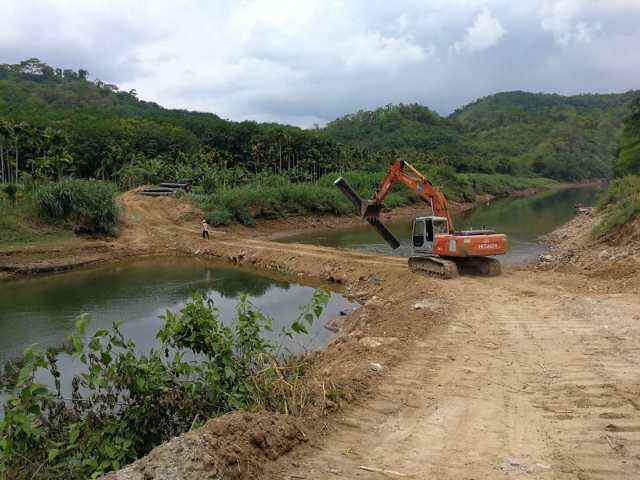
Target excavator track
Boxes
[408,256,502,279]
[455,257,502,277]
[408,256,459,279]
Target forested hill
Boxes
[0,58,637,184]
[452,90,634,128]
[322,90,639,180]
[1,59,336,182]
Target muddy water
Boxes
[0,257,357,367]
[280,185,600,264]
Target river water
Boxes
[280,185,600,265]
[0,257,357,367]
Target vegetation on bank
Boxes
[36,180,119,236]
[0,290,330,479]
[594,175,640,238]
[194,168,555,227]
[0,188,71,249]
[594,93,640,238]
[0,180,118,248]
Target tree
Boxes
[0,121,12,183]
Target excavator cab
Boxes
[411,216,449,255]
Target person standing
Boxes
[201,219,209,239]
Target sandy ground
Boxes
[268,270,640,479]
[4,190,639,479]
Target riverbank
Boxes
[102,184,640,480]
[537,206,640,292]
[0,183,559,280]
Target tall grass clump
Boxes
[593,175,640,238]
[36,179,119,235]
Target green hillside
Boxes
[0,58,636,188]
[323,91,638,181]
[0,59,344,183]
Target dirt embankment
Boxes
[100,192,450,479]
[99,191,640,480]
[0,185,548,279]
[537,207,640,293]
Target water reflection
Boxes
[0,257,358,365]
[280,186,600,264]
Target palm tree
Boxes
[12,122,30,184]
[0,121,14,184]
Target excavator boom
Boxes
[371,160,455,231]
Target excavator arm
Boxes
[335,159,455,249]
[371,160,455,231]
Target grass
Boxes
[593,175,640,238]
[193,169,556,227]
[36,179,120,236]
[0,193,73,250]
[1,180,119,250]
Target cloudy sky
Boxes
[2,0,639,126]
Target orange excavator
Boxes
[335,159,507,278]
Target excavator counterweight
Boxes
[335,160,508,278]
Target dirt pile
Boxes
[537,207,640,292]
[102,412,305,480]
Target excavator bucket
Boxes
[334,177,401,249]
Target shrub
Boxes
[2,184,17,207]
[593,175,640,237]
[0,290,330,479]
[36,179,119,235]
[118,165,160,190]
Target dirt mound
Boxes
[102,412,305,480]
[116,189,203,253]
[537,207,640,292]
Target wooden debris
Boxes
[359,465,412,477]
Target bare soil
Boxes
[538,207,640,293]
[4,190,640,479]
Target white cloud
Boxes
[339,32,431,70]
[452,8,506,53]
[0,1,639,126]
[541,0,601,46]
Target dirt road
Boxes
[270,271,640,479]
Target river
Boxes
[0,257,357,368]
[279,185,600,264]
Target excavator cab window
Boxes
[425,220,434,242]
[412,219,425,247]
[433,219,449,236]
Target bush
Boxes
[2,184,17,207]
[118,165,160,190]
[0,290,330,479]
[593,175,640,237]
[193,168,556,227]
[36,180,119,235]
